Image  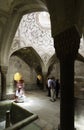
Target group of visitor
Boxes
[47,77,60,102]
[14,76,60,103]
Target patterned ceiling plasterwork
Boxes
[10,12,84,64]
[10,11,55,65]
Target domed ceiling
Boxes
[10,11,55,65]
[10,11,84,65]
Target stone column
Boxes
[0,72,1,100]
[42,72,47,91]
[0,66,8,100]
[54,26,80,130]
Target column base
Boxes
[58,124,60,130]
[58,124,76,130]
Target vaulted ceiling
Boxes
[0,0,84,66]
[10,12,55,66]
[12,47,42,74]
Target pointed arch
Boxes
[10,46,44,74]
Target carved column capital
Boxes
[54,26,80,61]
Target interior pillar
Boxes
[60,57,74,130]
[54,26,80,130]
[0,72,1,100]
[0,66,8,100]
[42,72,47,91]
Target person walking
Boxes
[47,77,52,97]
[50,77,56,102]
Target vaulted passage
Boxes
[0,1,84,130]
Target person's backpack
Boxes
[51,80,56,89]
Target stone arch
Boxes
[1,13,22,66]
[46,54,60,77]
[46,54,59,69]
[7,46,45,93]
[0,2,48,66]
[11,46,44,74]
[10,0,48,14]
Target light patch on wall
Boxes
[37,11,51,29]
[37,74,42,80]
[14,72,22,81]
[75,115,84,130]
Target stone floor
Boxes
[18,90,60,130]
[17,90,84,130]
[0,90,84,130]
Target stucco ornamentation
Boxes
[11,12,55,65]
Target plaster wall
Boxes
[6,56,37,95]
[6,56,84,99]
[74,61,84,99]
[49,62,60,80]
[48,61,84,99]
